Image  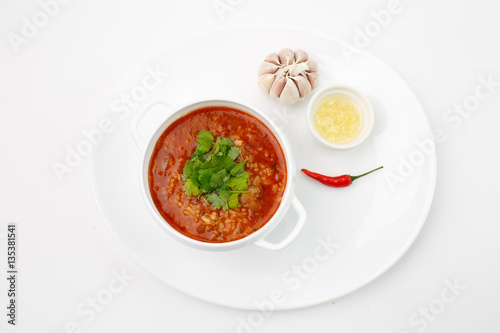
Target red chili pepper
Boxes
[301,166,383,187]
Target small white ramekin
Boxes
[307,86,374,150]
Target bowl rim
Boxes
[307,85,374,150]
[139,99,296,250]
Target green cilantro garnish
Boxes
[182,130,249,210]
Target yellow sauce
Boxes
[313,94,363,144]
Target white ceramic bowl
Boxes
[133,100,307,251]
[307,86,374,149]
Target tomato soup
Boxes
[148,106,287,243]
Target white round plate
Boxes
[90,25,436,310]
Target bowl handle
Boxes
[130,101,173,149]
[254,195,307,251]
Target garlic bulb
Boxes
[257,48,318,105]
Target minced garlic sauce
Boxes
[313,94,363,144]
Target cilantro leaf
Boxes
[228,147,241,160]
[219,183,230,191]
[193,130,214,156]
[205,193,226,209]
[228,193,239,209]
[183,179,200,196]
[195,139,212,155]
[189,169,201,188]
[198,130,214,143]
[230,160,247,176]
[210,169,228,188]
[219,189,231,202]
[198,170,214,192]
[228,173,249,191]
[213,137,234,155]
[216,137,233,147]
[192,156,204,167]
[183,160,194,180]
[199,156,234,173]
[200,156,222,169]
[220,159,236,173]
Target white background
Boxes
[1,0,500,332]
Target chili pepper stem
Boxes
[350,166,383,182]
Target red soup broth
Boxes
[148,106,287,243]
